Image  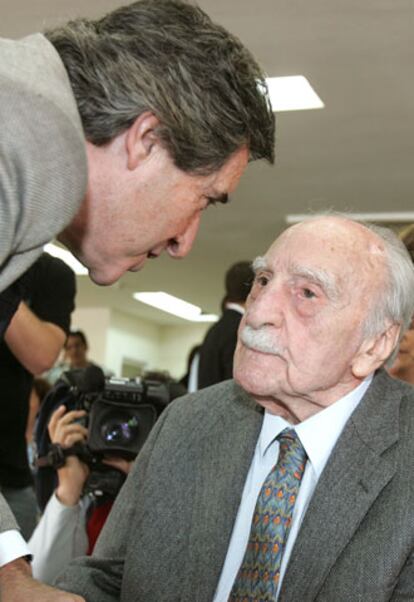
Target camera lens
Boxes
[101,414,139,444]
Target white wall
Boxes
[159,323,210,379]
[71,307,211,380]
[105,310,161,377]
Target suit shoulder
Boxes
[398,380,414,420]
[162,380,259,431]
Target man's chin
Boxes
[234,369,273,398]
[88,271,118,286]
[87,258,147,285]
[234,353,286,397]
[88,266,126,286]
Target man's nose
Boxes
[246,283,284,330]
[166,214,201,259]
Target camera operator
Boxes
[46,330,112,386]
[29,405,133,585]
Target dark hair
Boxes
[45,0,275,175]
[225,260,254,303]
[65,330,88,348]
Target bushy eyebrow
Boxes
[252,256,268,273]
[252,256,340,301]
[290,264,340,301]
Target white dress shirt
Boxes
[225,302,245,316]
[213,376,373,601]
[188,352,200,394]
[0,530,31,566]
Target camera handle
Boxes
[36,442,87,470]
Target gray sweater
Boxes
[0,33,87,293]
[0,33,87,534]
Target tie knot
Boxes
[277,428,307,465]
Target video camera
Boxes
[35,365,174,509]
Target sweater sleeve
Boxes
[0,74,87,292]
[29,493,89,585]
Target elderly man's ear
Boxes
[351,323,401,379]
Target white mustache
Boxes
[240,325,285,355]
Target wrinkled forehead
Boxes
[262,218,388,291]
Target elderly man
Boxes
[0,1,274,599]
[56,215,414,601]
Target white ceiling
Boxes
[3,0,414,325]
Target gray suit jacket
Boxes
[57,370,414,601]
[0,34,87,533]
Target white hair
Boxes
[362,222,414,363]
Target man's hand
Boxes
[103,456,134,475]
[0,558,85,601]
[48,406,90,506]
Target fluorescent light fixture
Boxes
[44,243,88,275]
[265,76,324,112]
[286,212,414,225]
[133,292,218,322]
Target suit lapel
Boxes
[181,383,263,602]
[280,370,401,601]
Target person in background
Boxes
[0,254,75,540]
[197,261,254,389]
[65,331,113,376]
[64,331,92,370]
[28,405,133,585]
[0,0,274,598]
[56,216,414,602]
[29,366,186,584]
[47,330,112,385]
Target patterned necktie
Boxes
[229,428,307,602]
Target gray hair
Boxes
[362,222,414,363]
[45,0,275,174]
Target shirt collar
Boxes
[259,375,373,476]
[225,302,245,315]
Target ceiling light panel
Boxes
[266,76,324,112]
[133,292,218,323]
